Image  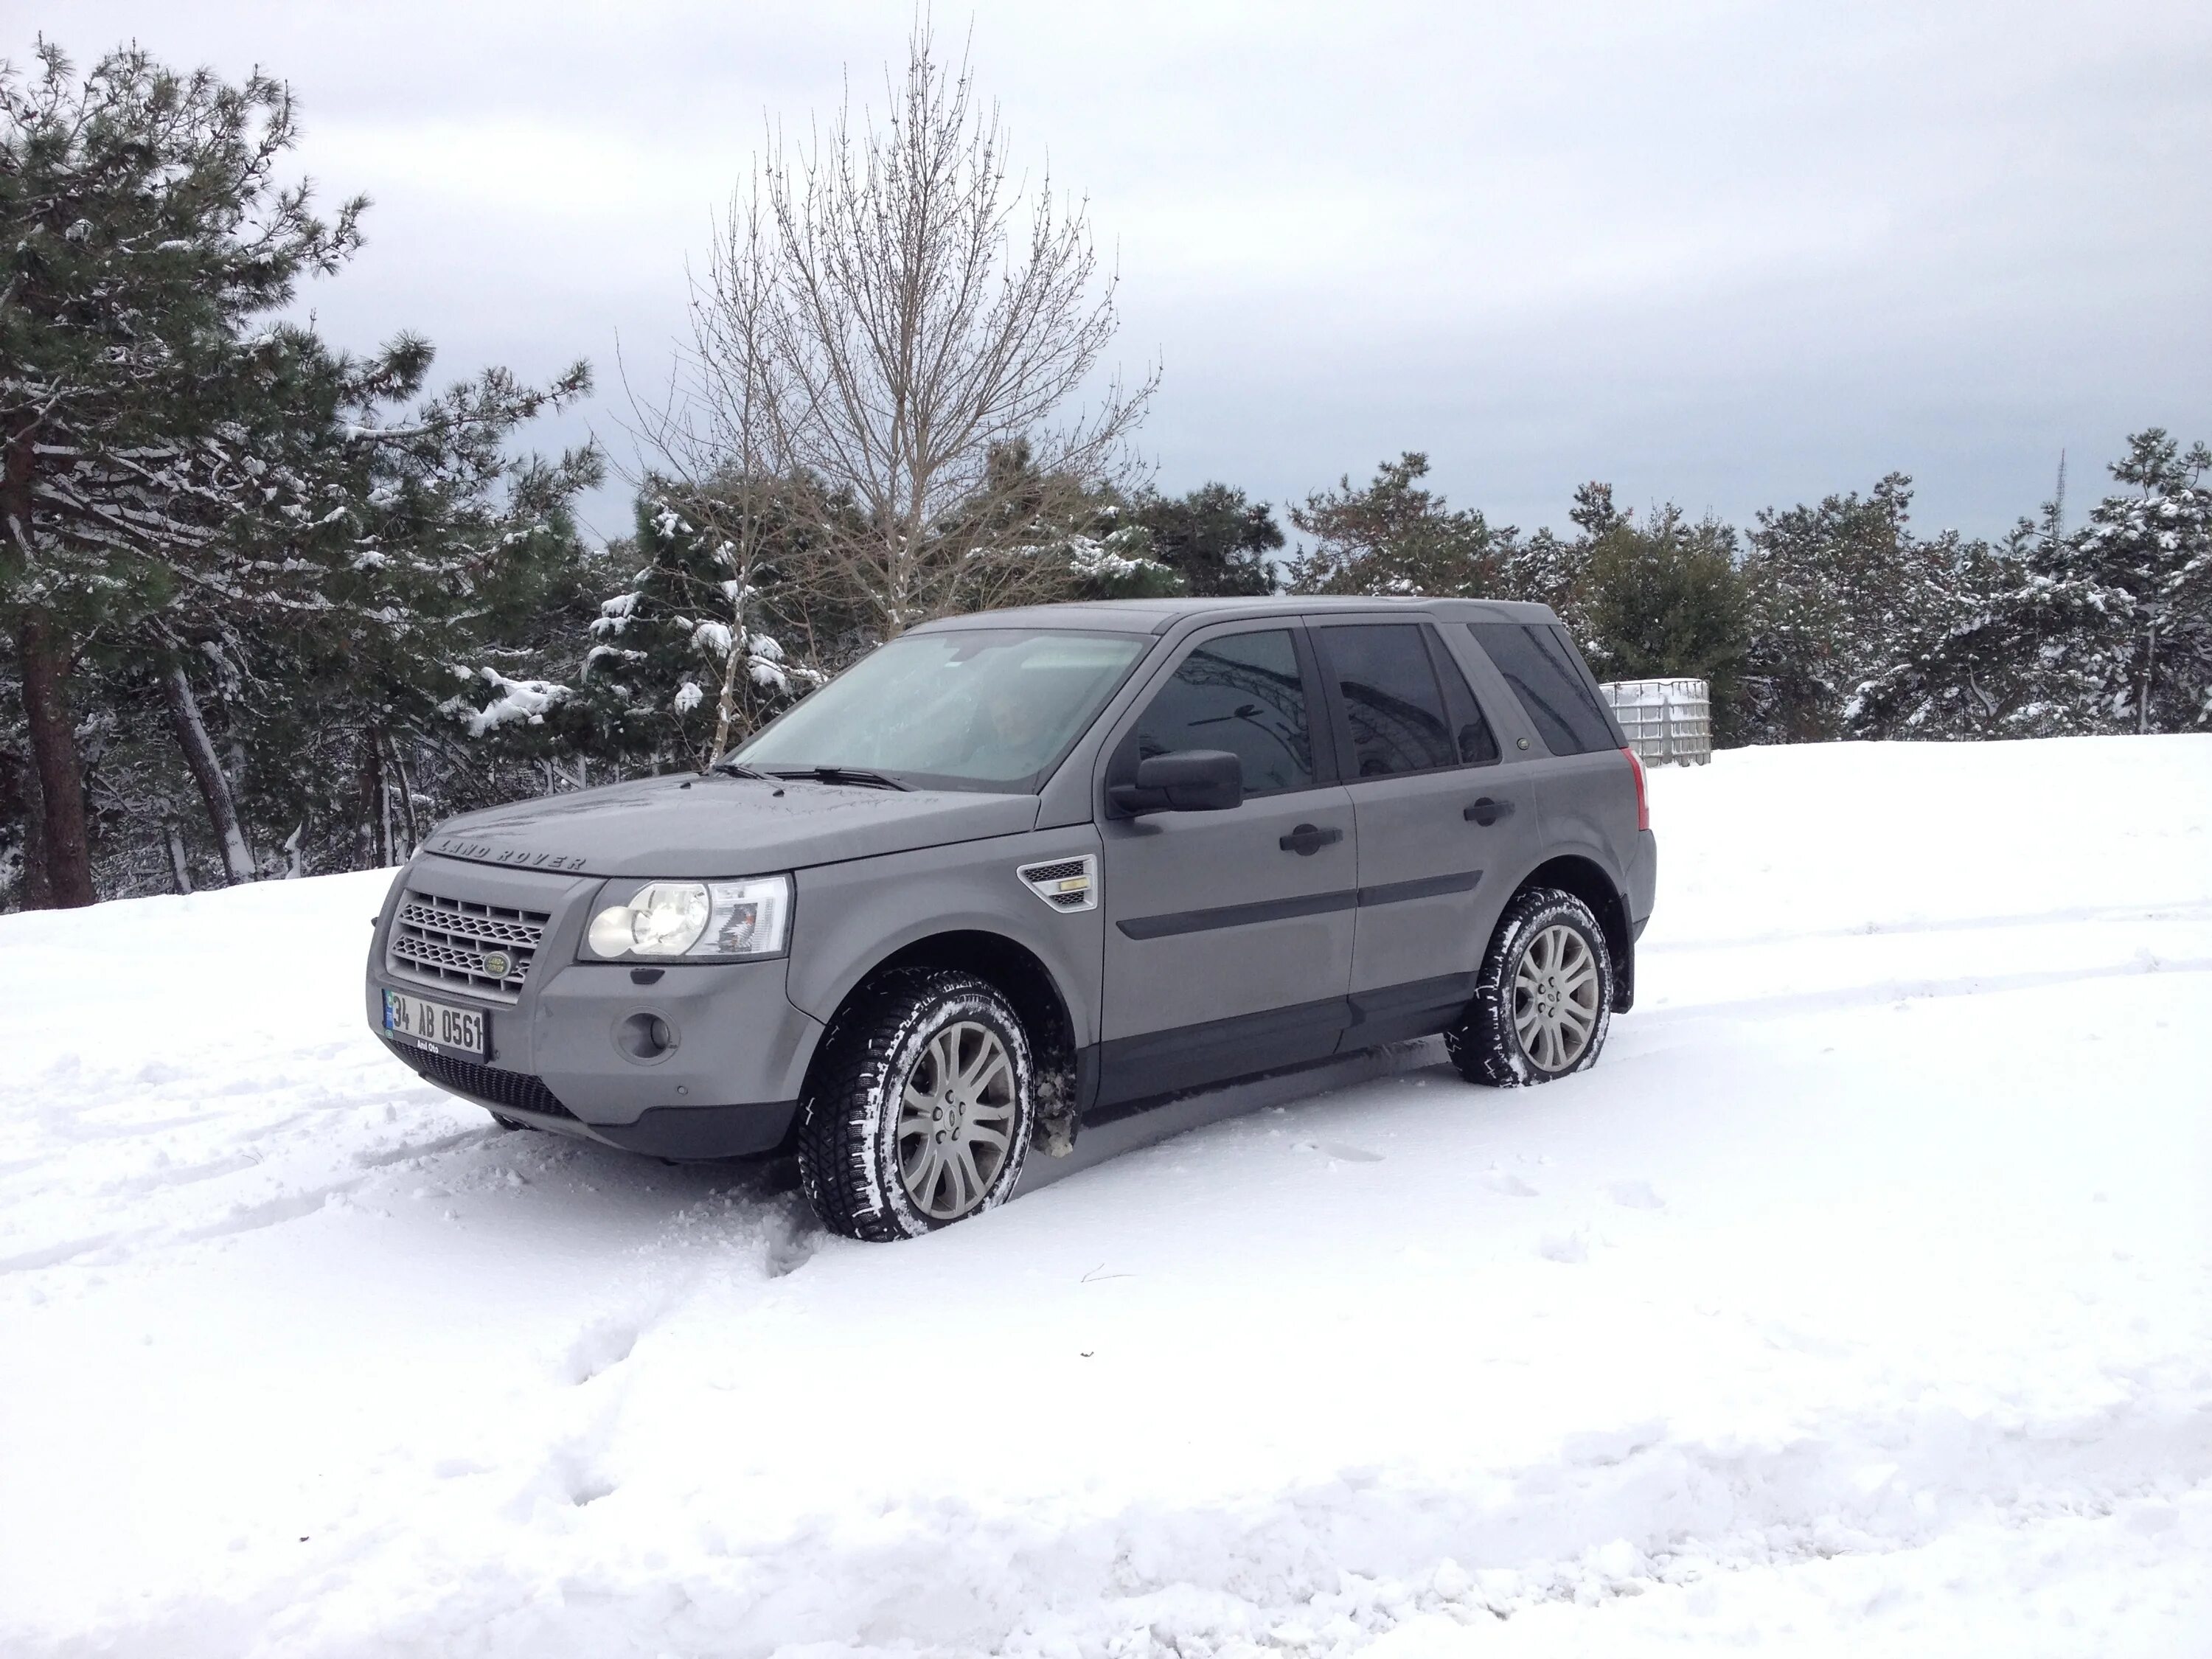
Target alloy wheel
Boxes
[1512,922,1601,1072]
[896,1020,1018,1220]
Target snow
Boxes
[451,668,568,736]
[1,736,2208,1657]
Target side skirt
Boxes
[1088,992,1355,1115]
[1030,1037,1448,1194]
[1084,972,1480,1124]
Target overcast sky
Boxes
[18,1,2212,545]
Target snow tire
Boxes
[796,967,1037,1242]
[1446,886,1614,1088]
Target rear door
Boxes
[1461,619,1635,858]
[1311,619,1543,1044]
[1094,622,1357,1108]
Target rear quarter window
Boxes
[1467,623,1620,756]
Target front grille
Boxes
[386,1040,576,1120]
[386,889,551,1003]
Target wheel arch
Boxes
[806,928,1080,1102]
[1510,853,1636,1012]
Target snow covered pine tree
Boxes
[578,484,824,774]
[1,42,600,901]
[1851,434,2211,738]
[2071,431,2212,732]
[1,43,361,904]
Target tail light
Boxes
[1623,746,1649,831]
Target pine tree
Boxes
[1060,508,1183,602]
[1,41,365,903]
[576,479,827,774]
[1,44,601,898]
[1493,482,1612,633]
[245,346,601,872]
[1855,432,2212,738]
[2073,430,2212,731]
[1285,453,1511,597]
[1130,484,1281,596]
[1736,475,1960,742]
[921,444,1180,615]
[1575,504,1746,734]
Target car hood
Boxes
[420,775,1042,880]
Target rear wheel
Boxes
[1447,886,1613,1087]
[796,968,1036,1242]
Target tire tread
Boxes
[796,968,1032,1242]
[1446,886,1614,1088]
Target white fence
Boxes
[1601,678,1712,766]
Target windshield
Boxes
[732,628,1150,792]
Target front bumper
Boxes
[366,855,823,1158]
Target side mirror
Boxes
[1109,749,1245,816]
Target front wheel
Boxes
[1447,886,1614,1087]
[796,968,1037,1242]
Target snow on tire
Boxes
[1447,886,1614,1088]
[796,967,1037,1242]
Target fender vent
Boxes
[1018,855,1098,913]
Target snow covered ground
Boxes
[2,736,2208,1658]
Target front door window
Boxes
[1130,628,1314,795]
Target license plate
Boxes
[383,988,488,1058]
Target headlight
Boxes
[585,874,793,961]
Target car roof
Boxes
[906,594,1560,636]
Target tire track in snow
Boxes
[1640,953,2212,1023]
[0,1083,501,1273]
[1652,897,2212,952]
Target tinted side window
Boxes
[1424,630,1501,765]
[1468,622,1618,756]
[1316,624,1455,778]
[1133,629,1314,794]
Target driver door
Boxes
[1093,622,1357,1110]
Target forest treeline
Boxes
[4,38,2208,908]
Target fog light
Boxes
[616,1011,678,1062]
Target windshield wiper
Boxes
[708,759,778,782]
[767,765,911,791]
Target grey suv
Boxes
[367,597,1656,1241]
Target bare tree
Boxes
[622,184,823,759]
[643,24,1153,653]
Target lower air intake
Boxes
[385,1040,576,1120]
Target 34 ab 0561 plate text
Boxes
[382,989,487,1058]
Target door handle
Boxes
[1279,823,1343,856]
[1464,797,1514,827]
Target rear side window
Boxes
[1314,623,1456,778]
[1468,623,1618,756]
[1425,630,1501,765]
[1133,628,1315,794]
